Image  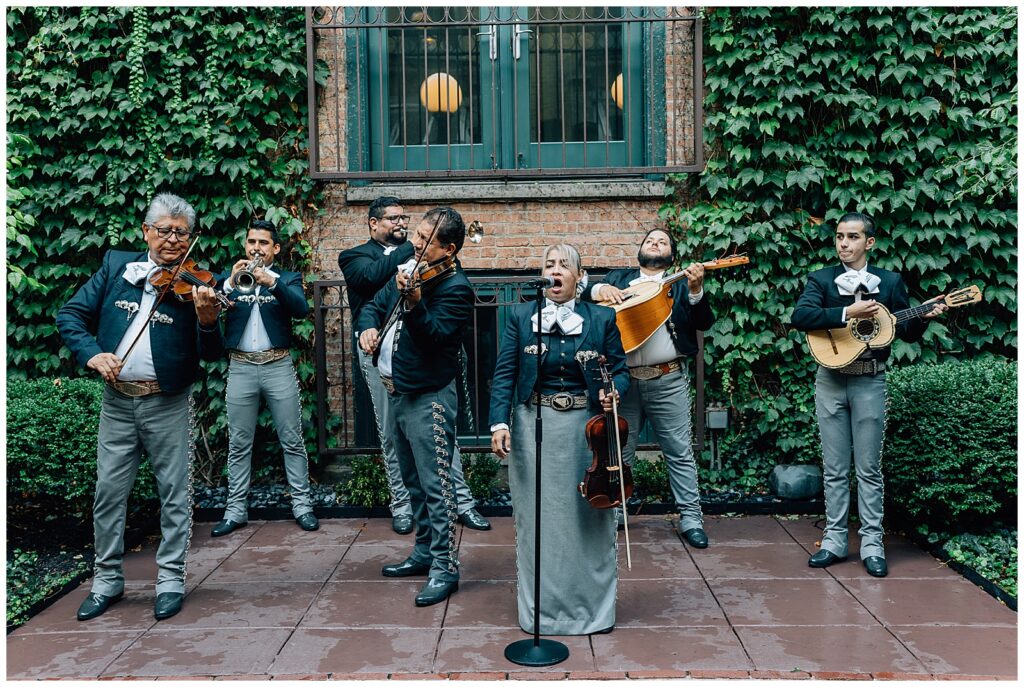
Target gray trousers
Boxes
[619,365,704,532]
[358,346,475,516]
[93,387,195,596]
[389,381,460,582]
[815,366,886,559]
[223,356,313,522]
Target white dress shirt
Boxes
[113,259,159,381]
[223,265,280,352]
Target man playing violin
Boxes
[791,212,946,578]
[56,192,224,622]
[209,219,319,538]
[356,207,474,607]
[584,228,715,548]
[339,197,490,535]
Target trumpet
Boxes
[234,253,265,295]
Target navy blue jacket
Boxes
[356,267,474,395]
[488,300,631,426]
[584,268,715,358]
[220,268,308,350]
[56,250,225,394]
[338,239,415,327]
[790,264,928,362]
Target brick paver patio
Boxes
[7,515,1017,680]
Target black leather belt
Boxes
[836,360,885,376]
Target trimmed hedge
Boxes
[7,377,158,514]
[884,359,1016,531]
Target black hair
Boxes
[639,227,678,261]
[423,207,466,253]
[369,196,403,222]
[249,219,281,245]
[837,212,876,238]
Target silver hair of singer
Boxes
[233,254,265,295]
[145,192,197,231]
[542,243,588,298]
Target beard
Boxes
[386,228,408,246]
[638,250,672,270]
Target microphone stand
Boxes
[505,283,569,667]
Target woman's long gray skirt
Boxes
[509,403,617,635]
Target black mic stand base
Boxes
[504,638,569,667]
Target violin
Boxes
[579,356,633,510]
[149,258,232,309]
[400,254,456,294]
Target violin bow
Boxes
[119,234,199,365]
[601,357,632,570]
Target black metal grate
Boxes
[312,275,706,457]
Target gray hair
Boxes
[145,193,196,231]
[543,243,583,275]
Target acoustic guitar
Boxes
[596,254,750,352]
[806,285,983,368]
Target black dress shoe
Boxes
[681,527,709,549]
[458,508,491,531]
[863,556,888,578]
[808,549,848,568]
[415,578,458,607]
[77,591,124,621]
[211,519,247,537]
[591,625,614,635]
[382,557,431,577]
[154,592,184,620]
[392,513,414,535]
[296,513,319,531]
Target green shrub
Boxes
[632,457,672,504]
[884,359,1016,531]
[463,452,502,502]
[7,377,158,515]
[342,455,390,508]
[940,529,1017,598]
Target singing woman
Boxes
[488,243,630,635]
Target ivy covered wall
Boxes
[665,6,1017,487]
[6,7,332,477]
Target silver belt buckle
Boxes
[629,366,660,381]
[549,392,575,411]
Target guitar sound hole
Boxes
[851,317,879,342]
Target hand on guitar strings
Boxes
[846,299,880,318]
[921,294,948,319]
[681,261,705,294]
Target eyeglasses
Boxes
[382,214,411,223]
[148,224,193,240]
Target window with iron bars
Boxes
[306,6,702,180]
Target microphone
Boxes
[524,277,556,288]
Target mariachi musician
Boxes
[584,227,715,548]
[356,207,474,607]
[56,192,224,622]
[489,243,630,636]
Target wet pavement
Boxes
[7,515,1017,680]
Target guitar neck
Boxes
[894,302,936,323]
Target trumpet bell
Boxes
[468,220,484,244]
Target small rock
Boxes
[769,465,823,500]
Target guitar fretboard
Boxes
[894,302,936,323]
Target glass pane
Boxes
[385,7,482,147]
[528,7,625,144]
